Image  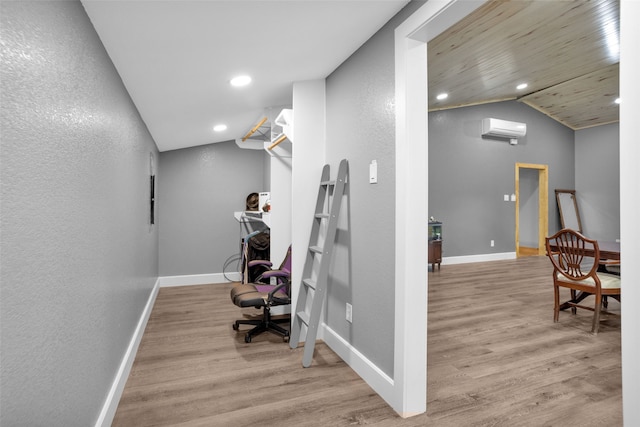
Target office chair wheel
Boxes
[283,335,290,343]
[244,334,252,343]
[232,322,239,331]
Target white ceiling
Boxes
[81,0,410,152]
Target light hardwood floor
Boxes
[113,256,621,426]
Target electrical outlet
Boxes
[346,303,353,323]
[491,240,495,247]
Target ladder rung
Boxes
[320,180,336,186]
[297,311,310,326]
[315,213,330,219]
[302,278,316,289]
[309,245,323,254]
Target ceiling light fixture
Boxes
[213,124,227,132]
[516,83,528,90]
[436,93,448,100]
[230,75,251,87]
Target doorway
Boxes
[515,163,548,257]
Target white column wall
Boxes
[393,0,488,416]
[268,153,292,268]
[620,0,640,424]
[291,80,326,334]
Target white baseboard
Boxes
[159,272,241,287]
[95,278,160,427]
[321,324,395,407]
[442,252,516,265]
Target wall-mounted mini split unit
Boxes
[481,118,527,145]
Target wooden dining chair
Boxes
[545,229,621,334]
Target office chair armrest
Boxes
[267,280,290,305]
[248,259,273,268]
[260,269,288,279]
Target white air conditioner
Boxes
[481,118,527,145]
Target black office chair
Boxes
[230,246,291,343]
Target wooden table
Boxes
[548,241,620,260]
[594,241,621,260]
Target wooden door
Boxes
[515,163,548,257]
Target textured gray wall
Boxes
[428,101,576,257]
[324,1,426,378]
[158,142,266,276]
[1,1,159,425]
[575,123,620,241]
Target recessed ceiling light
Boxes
[516,83,528,90]
[436,93,448,100]
[614,97,621,104]
[230,75,251,87]
[213,124,227,132]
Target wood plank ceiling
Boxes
[427,0,619,130]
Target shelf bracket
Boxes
[268,134,287,150]
[242,117,268,142]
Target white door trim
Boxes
[393,0,487,417]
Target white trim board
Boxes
[442,252,516,265]
[393,0,488,418]
[159,272,241,287]
[620,2,640,424]
[322,324,395,400]
[95,278,160,427]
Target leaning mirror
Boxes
[555,189,582,233]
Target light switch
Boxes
[510,194,516,202]
[369,160,377,184]
[503,194,509,201]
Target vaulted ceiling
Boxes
[428,0,619,130]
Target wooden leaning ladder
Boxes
[289,159,349,367]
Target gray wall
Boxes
[158,142,266,276]
[428,101,576,257]
[575,123,620,241]
[324,1,426,378]
[1,2,159,425]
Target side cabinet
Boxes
[428,221,442,272]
